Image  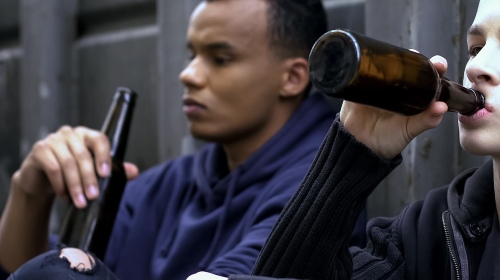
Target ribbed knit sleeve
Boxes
[250,116,402,280]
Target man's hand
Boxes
[11,125,139,208]
[340,55,449,159]
[187,272,228,280]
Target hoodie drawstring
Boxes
[198,169,241,270]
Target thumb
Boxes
[124,162,139,181]
[430,55,448,77]
[406,101,448,140]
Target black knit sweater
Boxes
[229,116,402,280]
[229,114,500,280]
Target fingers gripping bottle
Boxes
[58,87,137,260]
[309,30,484,116]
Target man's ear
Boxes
[280,57,310,98]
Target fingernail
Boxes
[434,56,447,67]
[101,163,110,176]
[89,185,98,197]
[78,194,87,206]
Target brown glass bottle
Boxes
[309,30,484,116]
[58,87,137,260]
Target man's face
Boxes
[179,0,286,143]
[459,0,500,155]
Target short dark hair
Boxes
[265,0,328,59]
[205,0,328,60]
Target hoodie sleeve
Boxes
[249,115,404,280]
[204,213,285,276]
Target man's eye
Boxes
[468,46,483,58]
[214,57,231,66]
[188,53,196,61]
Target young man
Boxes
[0,0,366,279]
[192,0,500,279]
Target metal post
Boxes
[0,48,22,208]
[157,1,191,161]
[19,0,77,158]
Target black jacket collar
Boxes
[447,159,495,242]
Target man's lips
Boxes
[458,102,493,124]
[183,98,207,114]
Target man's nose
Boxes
[465,44,500,87]
[179,57,206,90]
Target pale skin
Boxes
[59,248,95,271]
[457,0,500,223]
[0,0,310,275]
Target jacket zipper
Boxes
[442,211,461,280]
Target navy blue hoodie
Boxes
[103,93,343,280]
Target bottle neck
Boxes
[101,88,137,162]
[437,77,484,116]
[111,99,134,161]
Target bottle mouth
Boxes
[469,89,486,115]
[309,30,360,96]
